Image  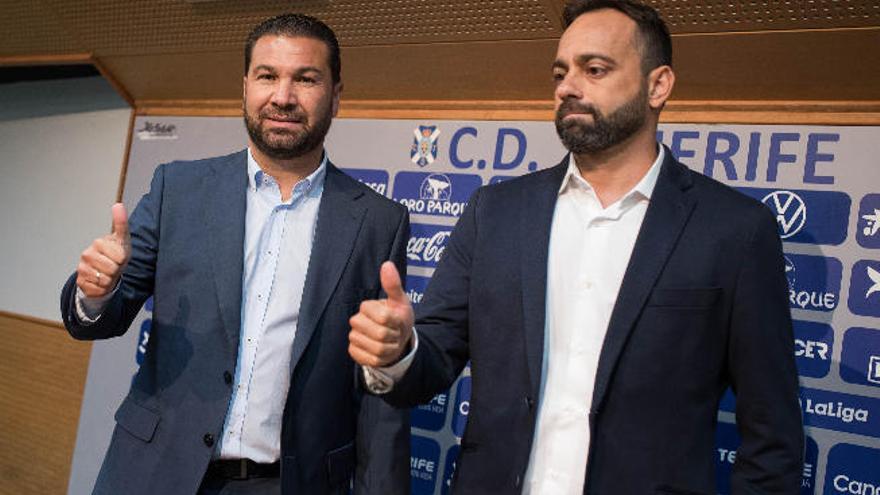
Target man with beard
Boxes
[60,14,410,495]
[348,1,804,493]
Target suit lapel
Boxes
[521,160,568,398]
[291,163,366,369]
[590,150,696,412]
[203,150,248,354]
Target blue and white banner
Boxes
[70,118,880,495]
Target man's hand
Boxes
[349,261,414,367]
[76,203,132,298]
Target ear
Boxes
[331,81,343,117]
[242,75,248,102]
[647,65,674,111]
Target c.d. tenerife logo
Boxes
[411,125,440,167]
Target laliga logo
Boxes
[411,125,440,167]
[762,190,807,239]
[407,231,450,263]
[420,174,452,201]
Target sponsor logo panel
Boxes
[840,327,880,388]
[440,445,460,495]
[848,260,880,318]
[856,194,880,249]
[799,387,879,438]
[451,375,471,438]
[737,187,850,245]
[794,320,834,378]
[823,443,880,495]
[393,171,482,218]
[411,391,451,432]
[407,275,431,308]
[340,168,389,196]
[407,224,452,269]
[784,254,842,313]
[135,296,154,365]
[410,435,441,494]
[715,422,817,494]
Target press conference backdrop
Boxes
[68,117,880,495]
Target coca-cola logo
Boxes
[407,231,450,263]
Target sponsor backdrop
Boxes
[69,117,880,495]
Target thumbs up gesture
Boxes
[349,261,414,367]
[76,203,132,298]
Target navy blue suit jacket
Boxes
[61,150,411,495]
[386,148,803,494]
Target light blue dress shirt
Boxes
[217,149,326,462]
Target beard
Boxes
[244,100,333,160]
[555,84,648,154]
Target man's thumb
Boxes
[380,261,407,305]
[111,203,129,242]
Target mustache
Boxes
[260,105,306,123]
[556,100,598,120]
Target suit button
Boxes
[514,474,522,487]
[223,371,233,384]
[525,396,535,409]
[203,433,214,447]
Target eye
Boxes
[587,65,608,77]
[256,73,275,81]
[552,71,566,84]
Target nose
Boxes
[269,80,297,108]
[554,70,582,102]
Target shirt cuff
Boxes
[74,283,118,325]
[362,327,419,394]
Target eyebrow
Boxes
[553,53,617,71]
[251,64,325,77]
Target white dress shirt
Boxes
[76,148,327,463]
[522,147,663,494]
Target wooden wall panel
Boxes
[0,312,91,495]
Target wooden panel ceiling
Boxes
[1,0,878,109]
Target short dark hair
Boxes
[563,0,672,73]
[244,13,341,84]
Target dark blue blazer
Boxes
[61,150,411,495]
[386,148,804,494]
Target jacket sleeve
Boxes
[383,188,482,408]
[728,205,804,494]
[354,205,411,495]
[60,163,165,340]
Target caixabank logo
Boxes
[784,254,842,312]
[823,444,880,495]
[856,194,880,249]
[840,327,880,388]
[799,387,879,438]
[848,260,880,318]
[411,390,450,432]
[340,168,389,196]
[407,224,452,268]
[794,320,834,379]
[737,187,850,245]
[714,422,817,494]
[393,171,482,218]
[411,435,441,494]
